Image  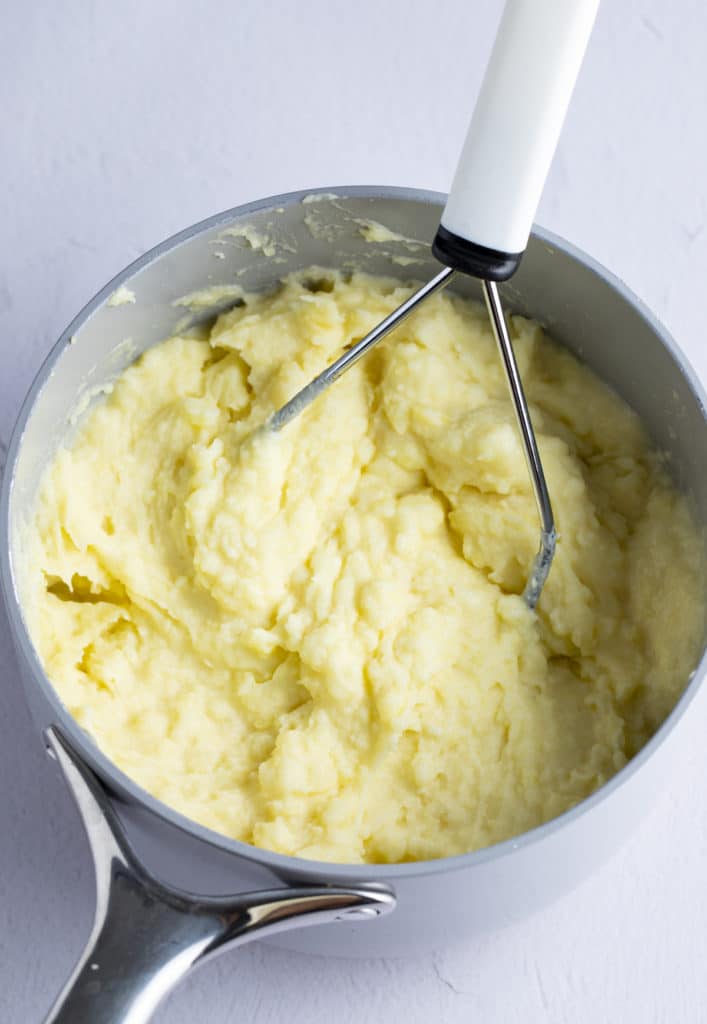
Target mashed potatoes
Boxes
[26,271,705,863]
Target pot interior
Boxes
[5,187,707,856]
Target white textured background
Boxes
[2,1,707,1021]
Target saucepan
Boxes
[2,186,707,1023]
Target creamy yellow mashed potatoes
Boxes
[26,271,705,863]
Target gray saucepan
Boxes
[2,187,706,1024]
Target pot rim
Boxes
[2,183,706,881]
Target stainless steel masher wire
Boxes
[481,279,556,608]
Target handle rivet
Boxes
[337,906,380,921]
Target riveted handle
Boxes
[43,728,396,1024]
[433,0,600,280]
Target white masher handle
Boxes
[432,0,600,280]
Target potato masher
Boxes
[269,0,601,609]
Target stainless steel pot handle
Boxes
[42,728,396,1024]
